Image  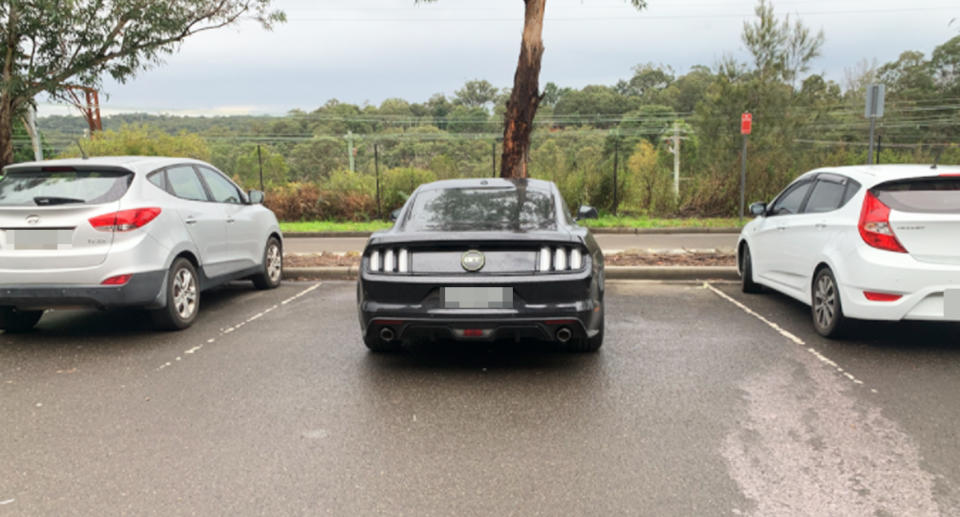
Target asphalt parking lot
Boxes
[2,280,960,515]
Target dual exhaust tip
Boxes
[379,327,396,342]
[556,327,573,343]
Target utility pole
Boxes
[346,131,356,172]
[865,84,885,165]
[671,121,680,200]
[491,140,497,178]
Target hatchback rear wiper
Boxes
[34,196,85,206]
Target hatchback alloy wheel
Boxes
[812,268,847,338]
[173,268,198,320]
[267,242,282,284]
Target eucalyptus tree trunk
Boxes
[500,0,545,179]
[0,1,18,168]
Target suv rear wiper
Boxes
[34,196,85,206]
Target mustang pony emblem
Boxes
[461,250,485,272]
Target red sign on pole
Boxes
[741,113,752,135]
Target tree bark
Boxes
[1,2,19,168]
[500,0,545,179]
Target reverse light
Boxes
[101,274,132,285]
[858,191,907,253]
[89,208,161,232]
[863,291,902,302]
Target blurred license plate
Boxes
[8,229,73,250]
[945,290,960,319]
[442,287,513,309]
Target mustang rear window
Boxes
[874,177,960,214]
[404,187,557,232]
[0,170,133,206]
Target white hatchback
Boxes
[738,164,960,337]
[0,156,283,332]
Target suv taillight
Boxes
[89,208,162,232]
[858,191,906,253]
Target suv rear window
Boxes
[0,170,133,206]
[874,177,960,214]
[404,187,557,232]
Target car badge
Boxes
[25,215,40,225]
[461,250,485,272]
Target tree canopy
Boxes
[0,0,284,166]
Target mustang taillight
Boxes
[858,191,907,253]
[89,208,161,232]
[539,246,586,272]
[368,247,409,273]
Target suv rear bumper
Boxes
[0,270,166,310]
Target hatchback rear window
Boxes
[873,177,960,214]
[0,170,133,206]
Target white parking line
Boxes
[157,282,321,371]
[704,282,876,393]
[0,499,14,505]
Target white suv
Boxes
[0,156,283,331]
[739,164,960,337]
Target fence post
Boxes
[375,143,382,219]
[257,144,264,191]
[612,134,619,216]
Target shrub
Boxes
[381,167,437,211]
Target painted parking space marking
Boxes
[157,282,321,371]
[705,282,876,393]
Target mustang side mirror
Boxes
[390,209,401,222]
[749,202,767,217]
[577,205,599,220]
[248,190,265,204]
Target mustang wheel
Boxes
[252,237,283,290]
[152,258,200,330]
[812,267,848,338]
[0,307,43,333]
[566,310,604,353]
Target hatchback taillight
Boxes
[89,208,162,232]
[858,191,906,253]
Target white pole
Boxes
[26,106,43,162]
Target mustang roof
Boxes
[417,178,555,192]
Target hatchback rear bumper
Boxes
[0,270,166,310]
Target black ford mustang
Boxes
[357,178,604,352]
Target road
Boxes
[2,280,959,515]
[285,233,739,254]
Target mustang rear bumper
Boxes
[0,271,166,310]
[358,269,603,343]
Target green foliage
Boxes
[57,125,210,161]
[234,145,288,189]
[381,168,438,211]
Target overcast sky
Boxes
[37,0,959,117]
